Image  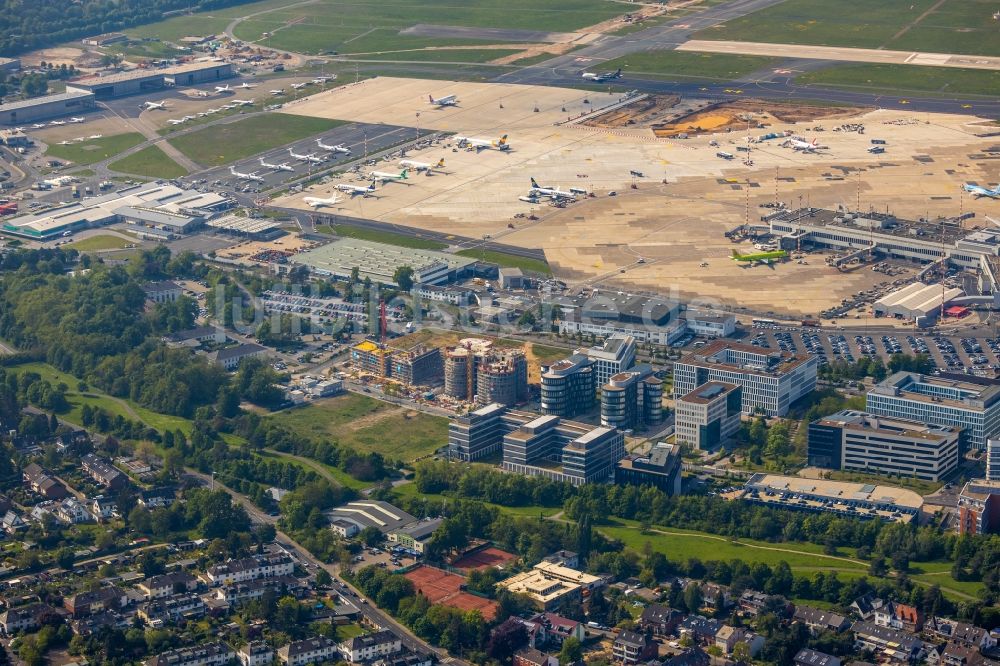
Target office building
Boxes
[673,341,817,417]
[958,479,1000,534]
[502,414,624,486]
[739,474,922,523]
[615,442,682,495]
[683,308,737,338]
[808,410,960,481]
[987,439,1000,481]
[600,364,663,431]
[675,382,742,450]
[867,372,1000,450]
[540,354,595,418]
[448,402,508,461]
[585,333,637,388]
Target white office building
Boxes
[675,382,742,450]
[867,373,1000,450]
[584,333,637,389]
[673,341,817,417]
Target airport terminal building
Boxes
[0,91,96,125]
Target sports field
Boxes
[698,0,1000,56]
[168,113,343,167]
[109,145,187,179]
[596,51,782,81]
[403,565,498,619]
[268,392,447,462]
[45,132,146,166]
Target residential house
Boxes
[2,510,25,533]
[0,602,55,634]
[514,648,558,666]
[527,613,585,647]
[339,630,402,663]
[209,343,267,371]
[739,590,771,617]
[81,453,126,490]
[213,575,304,605]
[23,462,67,499]
[639,604,684,637]
[55,498,92,524]
[678,615,721,645]
[164,326,227,348]
[139,572,199,599]
[138,487,175,508]
[239,641,274,666]
[715,626,765,658]
[206,554,294,586]
[850,594,886,621]
[374,652,434,666]
[795,649,841,666]
[143,281,183,304]
[138,594,206,627]
[701,583,731,612]
[146,642,235,666]
[612,630,656,665]
[64,586,126,618]
[874,601,924,633]
[542,551,580,569]
[926,618,996,651]
[794,606,851,634]
[72,610,129,636]
[278,637,340,666]
[928,642,993,666]
[88,496,118,522]
[852,622,925,663]
[662,647,710,666]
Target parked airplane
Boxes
[316,138,351,153]
[215,84,232,93]
[370,169,408,183]
[731,249,788,262]
[288,148,324,164]
[313,75,335,84]
[13,127,25,133]
[49,120,66,126]
[400,158,444,172]
[428,93,458,107]
[303,192,342,209]
[31,123,46,128]
[291,82,310,90]
[270,89,285,95]
[783,137,823,152]
[581,68,621,82]
[141,100,167,110]
[238,82,256,89]
[234,99,254,106]
[335,182,377,197]
[260,157,295,172]
[68,117,85,124]
[456,134,509,151]
[229,166,264,182]
[88,134,102,139]
[964,183,1000,199]
[167,118,186,125]
[529,177,576,200]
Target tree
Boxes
[683,583,703,614]
[559,637,582,665]
[393,266,415,292]
[359,526,384,547]
[487,618,528,664]
[315,569,332,587]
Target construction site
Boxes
[270,77,999,318]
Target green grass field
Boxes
[126,14,233,43]
[455,248,551,275]
[45,133,146,166]
[268,392,448,462]
[318,223,448,251]
[108,145,188,179]
[697,0,1000,56]
[597,51,781,81]
[168,113,343,167]
[797,63,1000,97]
[66,235,134,252]
[346,49,523,63]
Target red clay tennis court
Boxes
[452,546,517,572]
[403,565,498,619]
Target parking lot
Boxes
[747,323,1000,377]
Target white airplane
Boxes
[335,182,377,197]
[238,82,256,89]
[197,112,208,117]
[167,118,186,125]
[205,108,219,115]
[57,140,71,145]
[581,68,621,82]
[303,192,342,209]
[88,134,102,139]
[229,166,264,182]
[197,91,210,97]
[316,138,351,154]
[182,115,195,121]
[288,148,324,164]
[13,127,25,132]
[428,93,458,107]
[270,89,285,95]
[313,75,335,84]
[234,99,254,106]
[69,117,85,124]
[260,157,295,172]
[400,157,444,172]
[291,82,310,90]
[32,123,46,128]
[964,183,1000,199]
[784,137,823,152]
[370,169,408,183]
[141,100,167,110]
[529,177,576,200]
[215,84,232,93]
[49,120,66,126]
[456,134,509,151]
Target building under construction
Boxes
[351,340,390,377]
[443,339,528,407]
[351,340,443,387]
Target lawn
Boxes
[109,145,187,179]
[696,0,1000,56]
[168,114,344,167]
[318,223,448,251]
[260,449,372,491]
[392,480,562,518]
[341,49,523,63]
[267,392,448,462]
[529,343,572,365]
[796,63,1000,98]
[45,133,146,166]
[455,249,551,275]
[597,51,781,81]
[66,235,134,252]
[126,14,233,43]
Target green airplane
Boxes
[731,249,788,262]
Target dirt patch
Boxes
[344,405,407,431]
[725,99,867,123]
[652,99,868,137]
[580,94,682,128]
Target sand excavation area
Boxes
[273,77,1000,316]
